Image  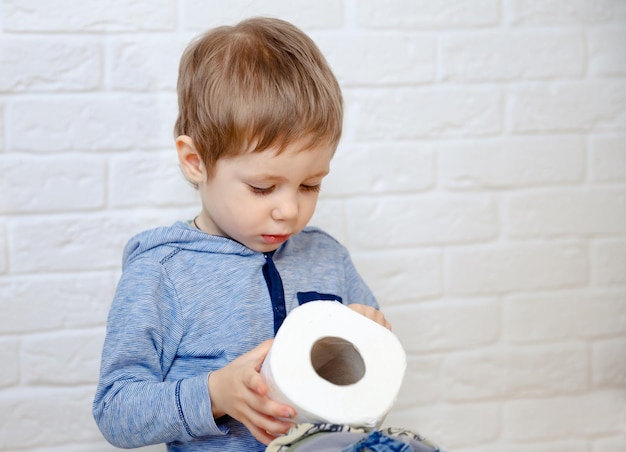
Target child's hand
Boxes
[208,339,295,445]
[348,303,392,330]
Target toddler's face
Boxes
[197,139,334,252]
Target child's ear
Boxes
[176,135,206,185]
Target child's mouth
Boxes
[262,234,290,244]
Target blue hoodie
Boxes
[93,221,378,451]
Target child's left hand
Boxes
[208,340,295,445]
[348,304,392,330]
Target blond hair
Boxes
[174,17,343,175]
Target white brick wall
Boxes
[1,0,624,450]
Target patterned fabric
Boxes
[341,430,412,452]
[266,423,444,452]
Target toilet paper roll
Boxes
[260,301,407,428]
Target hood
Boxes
[122,221,257,268]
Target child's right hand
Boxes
[208,339,296,445]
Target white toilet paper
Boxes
[260,301,407,428]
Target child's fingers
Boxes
[232,387,294,444]
[348,303,392,330]
[240,371,294,419]
[254,338,274,355]
[241,364,267,396]
[246,421,281,446]
[252,391,295,420]
[210,338,295,444]
[243,410,293,445]
[244,339,273,371]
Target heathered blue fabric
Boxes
[93,221,378,452]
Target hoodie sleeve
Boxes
[342,249,379,309]
[93,257,227,448]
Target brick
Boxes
[444,343,588,402]
[592,338,626,388]
[507,0,626,24]
[506,188,626,237]
[503,391,625,440]
[0,273,114,334]
[0,37,101,92]
[393,355,443,409]
[0,338,19,388]
[442,405,502,450]
[352,249,442,303]
[309,198,347,244]
[9,94,177,152]
[0,223,7,274]
[9,96,133,151]
[346,194,497,249]
[509,81,626,133]
[441,30,584,81]
[447,242,587,295]
[590,135,626,182]
[325,142,434,195]
[357,0,499,28]
[589,27,626,76]
[0,387,105,449]
[0,101,5,152]
[435,404,501,448]
[385,403,500,449]
[592,436,626,452]
[591,240,626,286]
[313,32,435,86]
[108,152,197,208]
[351,87,501,139]
[458,440,588,452]
[0,154,105,213]
[504,288,626,343]
[109,37,188,91]
[133,94,178,150]
[382,407,444,446]
[8,213,166,273]
[22,330,105,385]
[386,299,499,353]
[3,0,177,32]
[439,136,584,189]
[181,0,343,30]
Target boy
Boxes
[93,17,390,452]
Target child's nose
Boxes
[272,193,298,221]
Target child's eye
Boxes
[300,184,321,193]
[249,185,274,195]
